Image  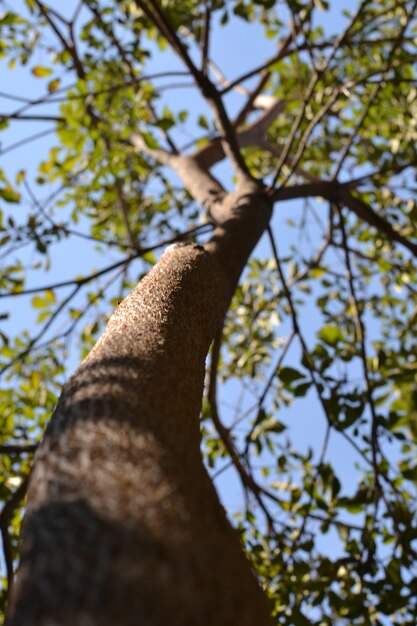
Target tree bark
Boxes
[7,188,273,626]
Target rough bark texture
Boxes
[7,190,273,626]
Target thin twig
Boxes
[34,0,85,77]
[0,445,37,454]
[331,0,417,179]
[0,284,82,377]
[136,0,252,183]
[0,114,64,123]
[269,181,417,258]
[0,128,60,157]
[268,0,370,188]
[267,225,374,470]
[207,328,276,532]
[337,205,381,494]
[0,476,30,591]
[201,1,211,75]
[243,332,295,455]
[0,224,213,299]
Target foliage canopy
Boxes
[1,0,417,624]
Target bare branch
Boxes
[0,128,59,157]
[192,97,287,170]
[201,2,211,75]
[232,71,273,129]
[34,0,85,77]
[0,445,37,455]
[131,133,225,207]
[71,0,84,25]
[219,32,294,96]
[0,114,64,123]
[340,189,417,257]
[130,132,175,166]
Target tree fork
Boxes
[7,189,274,626]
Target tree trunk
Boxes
[7,188,274,626]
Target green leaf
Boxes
[313,0,329,9]
[155,117,175,131]
[278,366,305,384]
[31,65,53,78]
[386,559,402,585]
[401,466,417,482]
[48,78,61,93]
[251,417,286,440]
[31,291,55,309]
[293,382,312,397]
[31,296,46,309]
[0,12,26,25]
[141,132,160,150]
[15,170,26,185]
[318,325,345,347]
[0,186,21,203]
[197,115,209,130]
[142,251,156,265]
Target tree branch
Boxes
[337,204,381,496]
[0,476,29,592]
[135,0,252,184]
[130,133,225,208]
[208,329,276,532]
[268,0,370,188]
[270,181,417,258]
[340,188,417,257]
[0,114,64,123]
[0,225,213,299]
[201,1,211,75]
[192,97,288,170]
[34,0,85,77]
[0,445,37,454]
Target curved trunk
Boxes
[7,189,273,626]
